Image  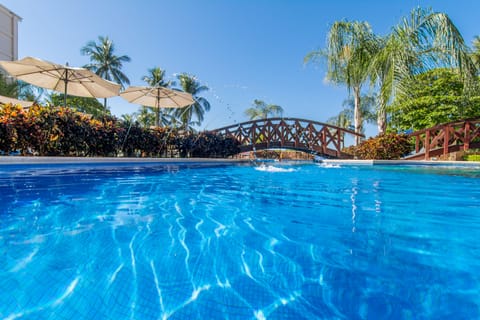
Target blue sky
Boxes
[3,0,480,136]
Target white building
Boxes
[0,4,21,61]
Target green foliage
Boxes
[343,133,412,159]
[119,124,172,157]
[49,93,110,118]
[244,99,283,120]
[0,104,238,158]
[176,132,239,158]
[140,66,178,127]
[305,20,379,141]
[81,36,131,89]
[175,73,211,130]
[143,67,175,87]
[81,35,131,109]
[462,149,480,161]
[307,7,477,136]
[389,68,480,131]
[465,154,480,161]
[328,94,377,131]
[0,73,41,102]
[0,73,19,98]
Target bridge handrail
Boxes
[408,118,480,136]
[405,117,480,160]
[210,117,364,138]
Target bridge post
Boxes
[464,121,470,151]
[425,130,430,160]
[321,129,327,155]
[415,135,420,154]
[443,124,450,158]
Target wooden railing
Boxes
[209,117,364,158]
[406,118,480,160]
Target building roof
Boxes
[0,4,22,21]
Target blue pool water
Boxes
[0,162,479,319]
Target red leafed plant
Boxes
[344,133,413,160]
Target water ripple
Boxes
[0,163,479,319]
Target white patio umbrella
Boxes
[0,56,121,107]
[120,85,194,127]
[0,95,34,108]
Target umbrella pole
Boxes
[64,87,67,107]
[64,67,68,107]
[156,90,161,127]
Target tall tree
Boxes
[389,68,480,131]
[370,7,477,134]
[136,106,156,128]
[305,21,378,144]
[140,67,176,127]
[142,67,175,87]
[80,36,131,108]
[244,99,284,120]
[175,73,210,131]
[327,94,377,133]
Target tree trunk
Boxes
[353,87,362,145]
[377,95,387,135]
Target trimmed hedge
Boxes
[0,104,239,158]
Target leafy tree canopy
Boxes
[389,68,480,131]
[49,93,110,118]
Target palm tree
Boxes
[328,94,376,131]
[369,7,477,134]
[327,110,352,129]
[244,99,283,120]
[121,113,136,126]
[0,73,42,103]
[80,36,131,108]
[175,73,210,131]
[140,67,177,127]
[136,106,155,128]
[305,21,378,145]
[470,36,480,69]
[142,67,175,87]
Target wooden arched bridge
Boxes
[406,118,480,160]
[209,117,364,158]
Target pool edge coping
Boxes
[0,156,479,167]
[0,156,249,165]
[319,159,480,166]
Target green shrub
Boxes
[176,132,240,158]
[464,154,480,161]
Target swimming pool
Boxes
[1,161,479,319]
